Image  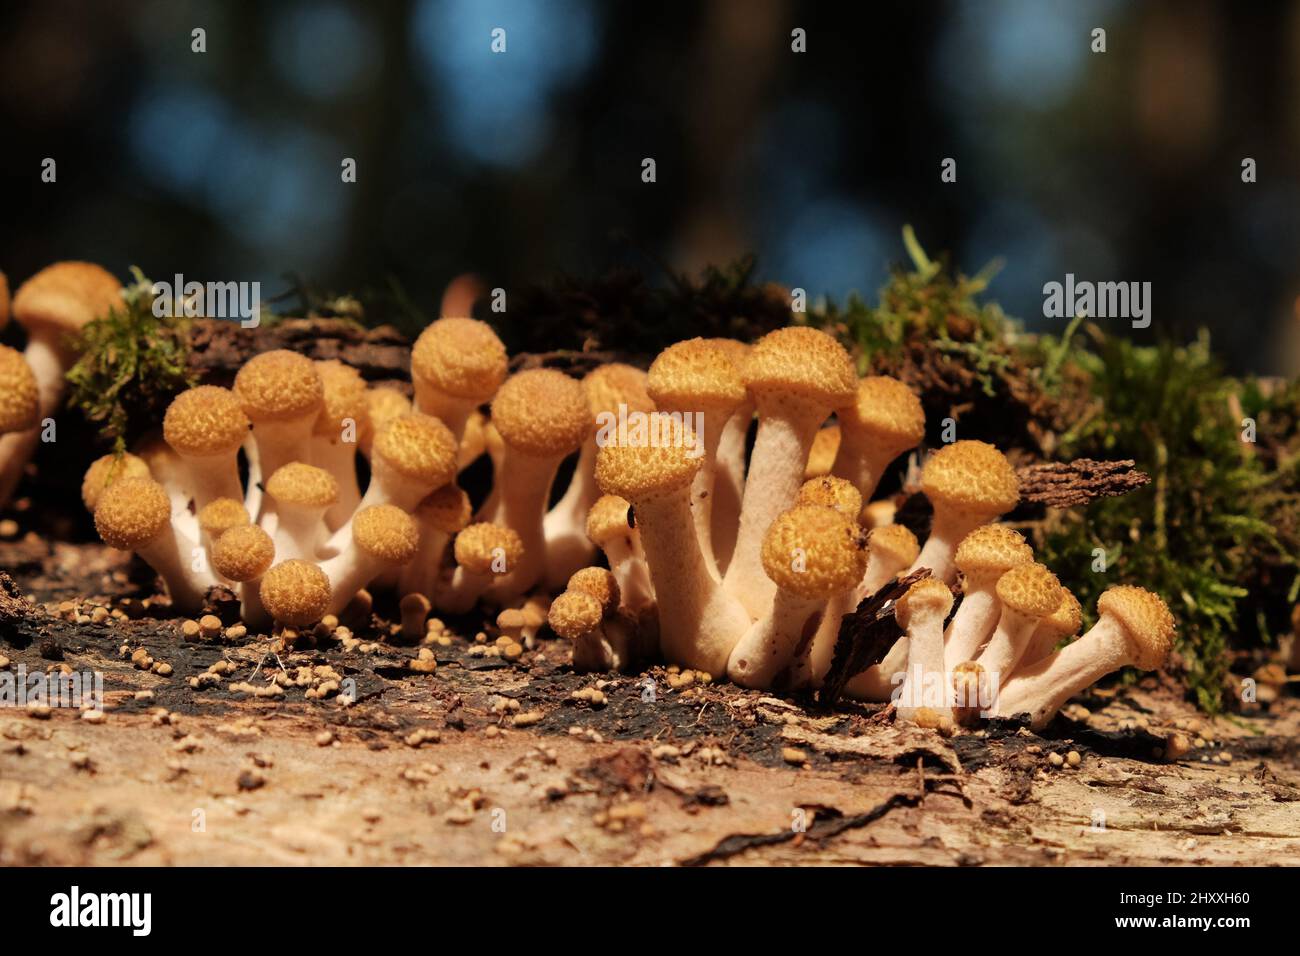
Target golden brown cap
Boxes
[1097,585,1176,670]
[372,413,458,487]
[741,326,856,411]
[761,504,868,599]
[1040,588,1083,637]
[81,452,152,511]
[804,424,841,478]
[197,497,251,539]
[491,368,590,457]
[362,385,412,449]
[260,559,331,626]
[454,522,524,576]
[920,440,1019,519]
[266,462,339,509]
[411,317,508,401]
[895,578,955,629]
[867,524,920,568]
[584,363,654,419]
[212,524,275,582]
[567,567,619,614]
[12,261,121,337]
[954,524,1034,579]
[702,337,750,368]
[163,385,250,457]
[352,504,420,564]
[595,414,700,502]
[995,563,1062,618]
[0,344,39,433]
[94,477,171,550]
[547,590,603,640]
[313,359,370,439]
[797,475,863,518]
[837,377,925,454]
[234,350,324,422]
[416,483,473,534]
[585,495,634,545]
[647,338,745,412]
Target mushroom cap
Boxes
[954,524,1034,580]
[81,452,152,511]
[595,414,701,502]
[920,440,1019,519]
[260,559,332,626]
[1040,587,1083,637]
[411,317,508,402]
[895,578,955,629]
[567,567,620,614]
[548,589,603,640]
[197,497,251,539]
[837,376,925,452]
[0,344,39,433]
[1097,585,1176,670]
[804,424,841,478]
[454,522,525,576]
[797,475,863,518]
[234,350,324,423]
[491,368,590,458]
[212,524,275,581]
[352,504,420,564]
[867,523,920,568]
[363,386,412,444]
[584,363,654,419]
[12,261,121,338]
[94,477,171,550]
[313,359,370,439]
[761,504,868,599]
[702,337,750,368]
[266,462,339,508]
[416,483,473,534]
[163,385,250,458]
[995,563,1062,618]
[741,326,856,411]
[585,494,634,545]
[372,413,459,487]
[647,338,746,412]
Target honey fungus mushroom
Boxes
[942,524,1035,671]
[162,385,251,509]
[234,350,325,503]
[410,316,508,441]
[311,359,371,528]
[212,523,276,627]
[80,452,151,512]
[318,504,420,614]
[439,521,526,614]
[264,462,339,561]
[830,375,925,500]
[260,558,333,628]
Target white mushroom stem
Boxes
[311,436,363,531]
[397,518,456,600]
[943,584,1001,671]
[250,416,315,509]
[541,437,600,589]
[271,504,329,562]
[480,452,564,600]
[710,399,751,574]
[139,526,215,614]
[318,549,391,616]
[687,406,732,582]
[831,439,896,502]
[845,637,911,702]
[242,435,263,519]
[908,509,988,584]
[0,337,62,507]
[896,607,951,722]
[180,453,244,511]
[727,592,822,689]
[975,605,1042,690]
[438,566,498,615]
[595,528,654,614]
[238,579,271,630]
[1022,626,1069,668]
[413,386,476,444]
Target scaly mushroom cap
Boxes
[197,497,251,540]
[1040,587,1083,637]
[548,590,603,640]
[266,462,339,509]
[867,524,920,568]
[837,376,925,451]
[595,416,701,502]
[804,425,841,478]
[647,338,745,412]
[1097,585,1176,670]
[313,359,370,438]
[585,494,634,545]
[417,483,473,534]
[362,386,412,446]
[352,504,420,564]
[454,522,525,575]
[260,559,331,626]
[411,317,508,401]
[895,578,955,630]
[234,350,324,423]
[12,261,121,338]
[0,344,39,433]
[702,337,750,369]
[954,524,1034,579]
[995,563,1062,618]
[491,368,590,457]
[94,477,171,550]
[584,363,654,419]
[761,504,868,600]
[567,567,620,614]
[741,326,856,411]
[163,386,250,457]
[80,452,151,511]
[920,440,1019,519]
[797,475,863,518]
[373,413,458,487]
[212,524,275,582]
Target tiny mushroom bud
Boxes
[567,566,620,615]
[319,504,420,614]
[212,523,276,627]
[549,589,616,672]
[80,452,151,512]
[411,317,508,441]
[585,494,654,613]
[399,592,432,640]
[831,376,925,500]
[311,359,371,529]
[1021,587,1083,667]
[265,462,339,561]
[234,350,325,502]
[942,524,1035,671]
[895,578,956,724]
[162,385,251,509]
[260,559,332,628]
[398,482,473,599]
[908,440,1020,583]
[994,586,1175,730]
[704,337,752,573]
[439,522,525,614]
[974,562,1062,690]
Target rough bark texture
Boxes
[1016,458,1150,509]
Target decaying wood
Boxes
[1016,458,1149,508]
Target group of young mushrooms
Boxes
[0,260,1177,733]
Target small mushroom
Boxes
[311,359,371,529]
[259,559,332,628]
[211,523,276,628]
[895,578,956,723]
[79,452,151,513]
[318,504,419,614]
[942,524,1034,671]
[439,522,525,614]
[830,376,925,501]
[1020,588,1082,667]
[411,316,508,442]
[264,462,339,561]
[585,494,654,614]
[973,562,1062,690]
[703,337,752,574]
[162,385,250,509]
[233,350,325,510]
[397,482,473,599]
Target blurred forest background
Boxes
[2,0,1299,373]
